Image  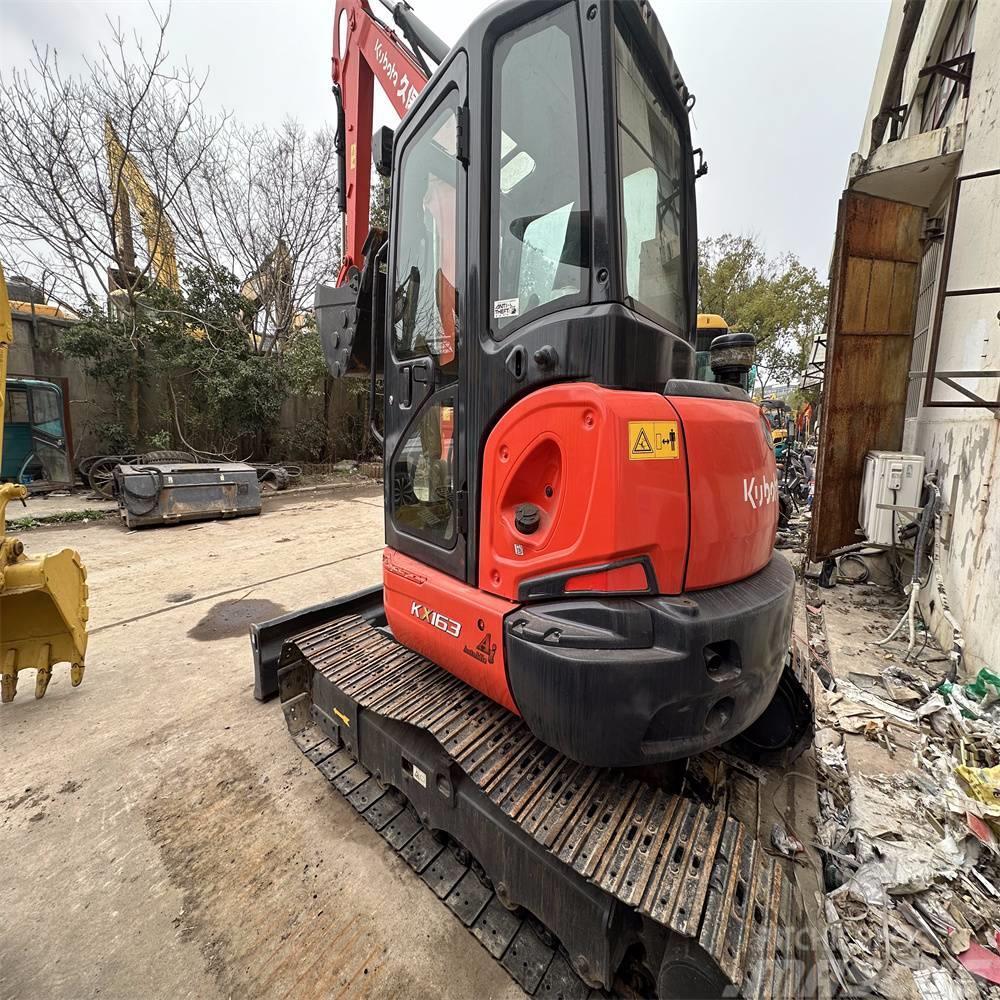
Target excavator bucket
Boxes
[1,259,90,703]
[1,545,89,702]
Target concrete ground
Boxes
[17,489,118,519]
[1,484,518,1000]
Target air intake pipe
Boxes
[709,333,755,393]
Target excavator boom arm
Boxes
[332,0,434,282]
[104,119,180,293]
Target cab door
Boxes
[384,54,467,581]
[2,379,72,488]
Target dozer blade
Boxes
[1,547,89,702]
[263,605,817,997]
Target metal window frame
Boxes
[905,240,941,418]
[921,167,1000,410]
[799,333,826,391]
[918,52,975,132]
[917,0,977,134]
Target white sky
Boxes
[2,0,890,275]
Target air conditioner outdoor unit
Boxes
[858,451,925,546]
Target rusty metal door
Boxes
[809,191,924,561]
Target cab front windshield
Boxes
[615,15,687,333]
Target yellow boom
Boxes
[104,119,180,292]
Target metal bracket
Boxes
[918,52,974,96]
[874,503,923,515]
[884,102,909,142]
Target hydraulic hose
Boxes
[120,465,165,517]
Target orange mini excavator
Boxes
[253,2,814,995]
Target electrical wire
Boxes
[878,475,939,654]
[838,553,870,584]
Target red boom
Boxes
[331,0,429,284]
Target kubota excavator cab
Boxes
[254,4,815,993]
[302,0,810,768]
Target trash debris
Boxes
[955,763,1000,807]
[770,822,804,858]
[947,926,972,954]
[912,968,964,1000]
[939,676,1000,721]
[801,517,1000,998]
[956,938,1000,986]
[964,668,1000,708]
[966,812,998,852]
[839,678,921,723]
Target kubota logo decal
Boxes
[743,476,778,510]
[373,39,419,110]
[410,601,462,638]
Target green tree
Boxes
[61,265,327,456]
[698,235,828,396]
[369,174,391,232]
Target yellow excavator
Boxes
[0,262,89,702]
[104,119,180,294]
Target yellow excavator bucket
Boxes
[1,541,89,701]
[1,261,90,703]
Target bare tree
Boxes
[698,234,828,397]
[172,119,341,351]
[0,4,341,453]
[0,3,224,309]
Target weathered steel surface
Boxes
[113,462,262,529]
[810,190,924,561]
[284,614,813,998]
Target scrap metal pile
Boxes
[805,588,1000,999]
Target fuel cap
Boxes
[514,503,540,535]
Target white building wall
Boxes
[852,0,1000,674]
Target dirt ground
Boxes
[1,484,518,1000]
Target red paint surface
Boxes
[383,548,517,711]
[957,939,1000,986]
[671,396,778,589]
[386,386,779,712]
[564,562,650,593]
[478,383,690,599]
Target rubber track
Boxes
[283,615,811,998]
[291,723,598,997]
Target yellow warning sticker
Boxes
[628,421,680,461]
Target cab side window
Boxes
[392,103,460,373]
[491,8,589,336]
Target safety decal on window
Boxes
[493,298,519,319]
[628,421,680,461]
